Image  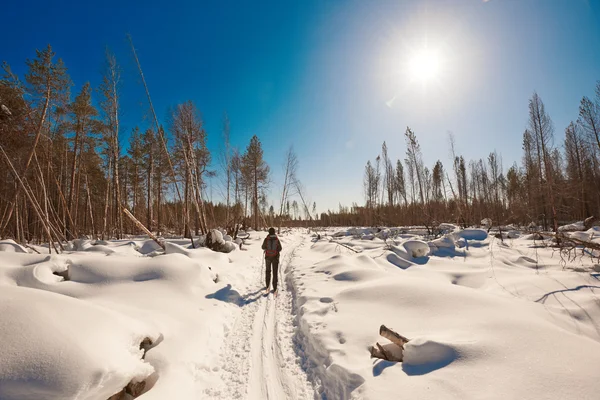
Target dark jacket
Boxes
[262,234,282,259]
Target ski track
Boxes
[205,238,315,400]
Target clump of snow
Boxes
[0,239,28,253]
[139,239,164,255]
[522,233,547,241]
[454,228,488,241]
[437,223,458,234]
[569,231,592,242]
[210,229,224,243]
[402,338,457,369]
[559,221,585,232]
[0,286,158,400]
[402,240,430,258]
[507,230,520,238]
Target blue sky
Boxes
[2,0,600,213]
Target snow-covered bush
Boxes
[403,240,430,258]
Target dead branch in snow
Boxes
[329,238,361,253]
[369,325,409,362]
[122,206,165,250]
[379,324,410,347]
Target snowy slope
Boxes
[1,229,600,399]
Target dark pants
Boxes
[265,257,279,291]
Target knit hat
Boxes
[268,227,276,235]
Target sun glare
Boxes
[408,49,441,83]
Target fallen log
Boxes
[584,216,597,230]
[369,325,409,362]
[122,207,165,250]
[329,238,361,253]
[380,324,410,347]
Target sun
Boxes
[408,49,441,83]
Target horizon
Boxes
[3,0,600,214]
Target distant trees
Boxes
[4,43,600,242]
[318,86,600,229]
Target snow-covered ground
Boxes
[1,227,600,399]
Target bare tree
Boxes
[98,50,123,238]
[529,92,558,236]
[278,146,299,233]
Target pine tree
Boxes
[2,45,71,236]
[66,82,98,238]
[242,135,269,230]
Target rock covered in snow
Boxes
[402,240,430,258]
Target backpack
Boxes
[265,236,279,257]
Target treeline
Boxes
[322,88,600,232]
[0,44,286,245]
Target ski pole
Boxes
[260,250,265,287]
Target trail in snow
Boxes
[205,238,314,400]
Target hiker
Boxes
[262,227,282,293]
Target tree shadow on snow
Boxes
[205,284,243,306]
[534,285,600,303]
[372,360,397,376]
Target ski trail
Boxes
[205,238,314,400]
[247,291,285,399]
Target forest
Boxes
[325,90,600,235]
[1,44,600,248]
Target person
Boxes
[262,227,282,293]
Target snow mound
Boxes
[386,252,412,269]
[402,338,458,372]
[11,256,70,287]
[559,221,585,232]
[454,228,487,241]
[507,230,520,238]
[69,238,93,251]
[522,233,547,240]
[0,239,28,253]
[139,239,163,255]
[0,286,158,400]
[402,240,430,258]
[164,241,191,256]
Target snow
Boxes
[1,228,600,399]
[0,239,28,253]
[402,239,430,258]
[559,221,586,232]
